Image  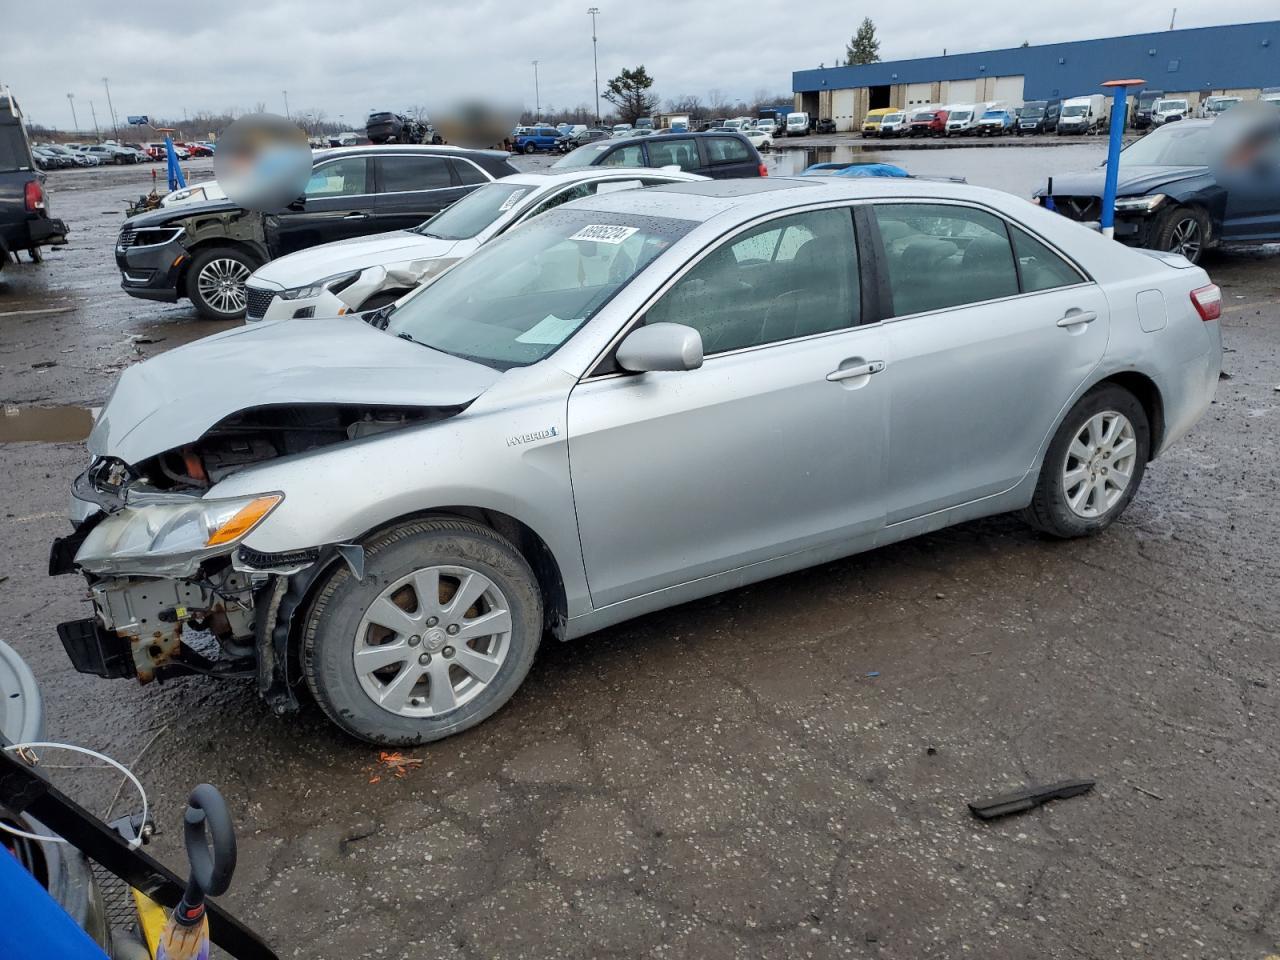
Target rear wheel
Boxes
[185,246,257,320]
[1153,205,1209,264]
[302,518,544,744]
[523,142,537,154]
[1021,385,1149,538]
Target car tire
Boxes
[524,142,537,154]
[1021,384,1150,539]
[185,246,258,321]
[302,518,544,745]
[1153,204,1209,264]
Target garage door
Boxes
[945,79,977,104]
[832,88,858,131]
[904,83,933,108]
[993,75,1025,105]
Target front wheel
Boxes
[302,518,544,744]
[523,142,537,154]
[185,246,258,320]
[1021,384,1150,538]
[1153,205,1209,264]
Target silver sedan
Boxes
[55,177,1222,743]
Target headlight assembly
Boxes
[1112,194,1167,214]
[278,270,361,301]
[75,493,283,576]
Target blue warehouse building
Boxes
[792,20,1280,131]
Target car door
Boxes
[372,154,465,232]
[266,155,374,257]
[868,201,1109,524]
[643,137,701,172]
[697,135,758,178]
[566,206,889,608]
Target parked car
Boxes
[976,108,1016,136]
[31,147,67,170]
[1199,96,1241,118]
[861,108,896,137]
[1057,95,1108,135]
[741,128,774,151]
[944,105,981,136]
[756,119,778,135]
[556,128,610,153]
[243,168,705,320]
[0,94,68,270]
[908,110,948,137]
[41,144,95,167]
[785,112,810,136]
[51,175,1221,744]
[1035,118,1280,264]
[114,145,518,319]
[85,143,141,165]
[554,131,766,179]
[1131,89,1165,129]
[367,111,427,144]
[514,126,564,154]
[814,118,837,134]
[877,111,909,138]
[1150,98,1190,127]
[1017,99,1061,135]
[612,123,633,133]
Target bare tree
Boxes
[668,94,703,120]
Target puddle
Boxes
[0,405,94,443]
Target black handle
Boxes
[183,783,237,898]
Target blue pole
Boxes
[1099,86,1129,237]
[0,839,110,958]
[165,134,186,192]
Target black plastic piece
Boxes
[56,619,134,680]
[969,779,1095,820]
[47,514,101,576]
[237,545,320,569]
[183,784,237,903]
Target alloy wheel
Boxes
[1062,411,1138,519]
[353,565,512,718]
[196,258,251,314]
[1169,217,1202,261]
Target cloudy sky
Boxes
[3,1,1275,131]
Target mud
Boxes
[1,155,1278,959]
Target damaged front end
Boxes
[50,402,456,713]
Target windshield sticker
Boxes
[516,314,586,344]
[569,224,639,245]
[498,188,529,211]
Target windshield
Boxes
[414,182,537,240]
[387,209,695,369]
[1206,99,1237,112]
[950,111,971,122]
[885,114,905,123]
[1022,105,1045,118]
[981,110,1003,119]
[1157,100,1188,112]
[913,113,937,122]
[1061,105,1087,117]
[1121,123,1212,166]
[553,141,616,168]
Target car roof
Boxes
[313,144,511,162]
[569,175,1029,223]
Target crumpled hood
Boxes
[89,317,501,464]
[1039,165,1207,199]
[249,232,458,289]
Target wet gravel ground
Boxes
[1,152,1279,959]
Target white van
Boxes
[1056,95,1108,135]
[785,112,811,136]
[944,105,980,135]
[1150,98,1189,125]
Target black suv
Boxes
[115,145,517,319]
[0,93,68,270]
[553,131,766,179]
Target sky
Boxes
[2,1,1275,132]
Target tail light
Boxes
[758,163,768,177]
[1190,283,1221,321]
[24,180,44,212]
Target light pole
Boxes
[532,60,541,117]
[88,101,100,141]
[102,77,119,141]
[66,93,78,135]
[282,90,291,120]
[588,7,601,125]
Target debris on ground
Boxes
[968,778,1095,820]
[368,751,424,783]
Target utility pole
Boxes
[102,77,119,141]
[588,7,601,125]
[88,100,100,141]
[282,90,290,120]
[1168,7,1177,29]
[532,60,541,117]
[66,93,78,135]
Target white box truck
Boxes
[1056,94,1108,135]
[944,104,982,136]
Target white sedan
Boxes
[243,168,706,321]
[742,128,774,151]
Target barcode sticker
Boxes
[569,224,638,244]
[498,189,529,211]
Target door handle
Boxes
[343,212,370,220]
[1056,310,1098,327]
[826,360,886,382]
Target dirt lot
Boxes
[1,158,1278,959]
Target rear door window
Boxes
[1010,226,1085,292]
[703,136,751,165]
[305,156,370,197]
[377,155,454,193]
[599,145,645,167]
[873,203,1019,316]
[450,159,489,185]
[645,138,700,171]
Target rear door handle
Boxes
[827,360,886,382]
[1057,310,1098,327]
[343,212,370,220]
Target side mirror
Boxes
[616,323,703,373]
[286,196,306,212]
